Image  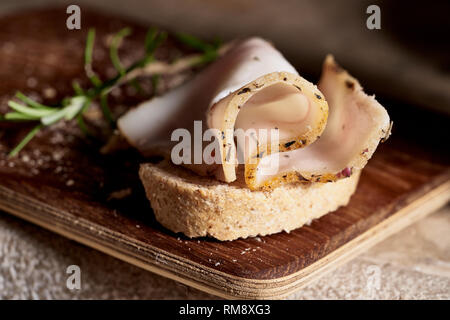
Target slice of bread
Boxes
[139,159,360,241]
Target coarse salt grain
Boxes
[43,87,56,99]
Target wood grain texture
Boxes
[0,8,449,299]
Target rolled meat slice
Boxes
[118,38,329,184]
[251,55,392,190]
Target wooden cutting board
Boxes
[0,8,449,299]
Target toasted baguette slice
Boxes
[139,160,360,241]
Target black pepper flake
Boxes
[315,94,322,99]
[254,151,265,158]
[237,88,251,95]
[237,105,241,109]
[274,127,278,130]
[284,141,296,148]
[345,80,355,89]
[253,56,260,61]
[293,85,302,92]
[296,173,308,181]
[300,139,306,145]
[221,131,225,139]
[282,175,287,178]
[283,77,287,81]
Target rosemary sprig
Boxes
[176,32,221,63]
[8,124,43,158]
[110,27,132,76]
[84,29,102,87]
[2,28,221,157]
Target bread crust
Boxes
[139,160,360,241]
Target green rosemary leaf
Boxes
[8,101,55,117]
[110,27,132,76]
[76,114,90,136]
[72,81,84,95]
[76,98,93,136]
[145,29,167,56]
[64,96,87,120]
[199,50,218,64]
[15,92,54,110]
[211,36,223,50]
[100,93,114,125]
[8,124,43,157]
[84,28,102,87]
[144,27,158,54]
[175,32,215,52]
[4,112,39,121]
[85,28,95,67]
[41,109,67,126]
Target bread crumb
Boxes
[66,179,74,186]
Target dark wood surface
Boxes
[0,8,449,298]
